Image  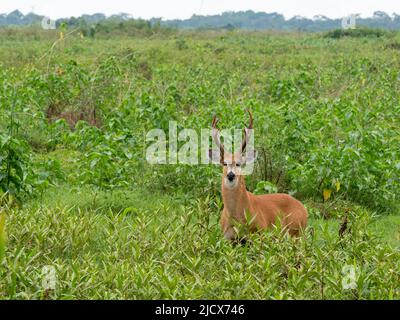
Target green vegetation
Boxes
[0,28,399,299]
[1,189,399,299]
[4,10,400,32]
[0,210,5,260]
[324,27,390,39]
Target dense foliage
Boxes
[2,29,399,210]
[0,28,399,299]
[4,9,400,32]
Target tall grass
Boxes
[0,29,399,299]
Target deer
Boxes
[209,110,308,242]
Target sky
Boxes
[1,0,400,20]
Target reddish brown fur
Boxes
[211,111,307,240]
[219,155,308,241]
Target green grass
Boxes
[0,186,399,299]
[0,29,400,299]
[369,216,400,247]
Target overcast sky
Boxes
[1,0,400,20]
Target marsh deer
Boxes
[209,111,307,241]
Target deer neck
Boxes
[221,176,249,222]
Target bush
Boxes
[324,27,389,39]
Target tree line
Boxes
[2,9,400,31]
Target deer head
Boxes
[209,110,257,189]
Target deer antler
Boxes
[212,115,225,155]
[241,109,253,153]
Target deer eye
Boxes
[223,162,228,166]
[236,163,241,167]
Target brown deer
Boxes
[210,110,307,241]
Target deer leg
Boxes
[223,226,236,241]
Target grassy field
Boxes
[0,28,399,299]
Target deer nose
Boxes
[227,172,235,181]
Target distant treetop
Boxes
[2,9,400,31]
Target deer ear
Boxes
[209,148,223,164]
[243,149,257,164]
